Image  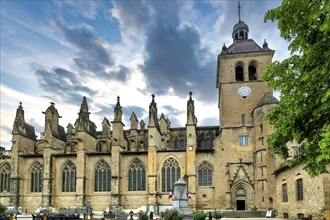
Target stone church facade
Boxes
[0,19,329,220]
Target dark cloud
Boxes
[55,18,112,68]
[34,66,97,103]
[122,105,147,121]
[111,1,152,36]
[162,105,185,116]
[54,17,133,82]
[93,103,113,119]
[141,3,217,103]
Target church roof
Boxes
[255,92,279,109]
[222,39,271,55]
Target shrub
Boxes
[193,210,207,220]
[137,210,148,220]
[213,211,223,219]
[0,203,6,214]
[163,209,184,220]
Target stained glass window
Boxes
[30,161,43,193]
[62,161,76,192]
[0,163,10,193]
[128,158,146,191]
[94,160,111,192]
[161,157,180,192]
[198,161,213,186]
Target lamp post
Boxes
[129,210,134,220]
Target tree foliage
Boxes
[264,0,330,176]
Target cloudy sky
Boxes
[0,0,289,149]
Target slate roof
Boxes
[255,92,279,109]
[222,39,271,55]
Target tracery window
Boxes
[128,158,146,191]
[174,134,185,150]
[198,132,214,150]
[94,160,111,192]
[30,162,43,193]
[161,157,181,192]
[62,161,76,192]
[198,161,213,186]
[0,163,10,193]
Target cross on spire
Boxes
[238,1,241,22]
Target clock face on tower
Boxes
[238,86,251,97]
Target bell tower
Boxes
[216,5,275,128]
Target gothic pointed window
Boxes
[61,161,76,192]
[128,158,146,191]
[0,163,10,193]
[174,134,185,150]
[198,132,215,150]
[161,157,181,192]
[198,161,213,186]
[94,160,111,192]
[30,161,43,193]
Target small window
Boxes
[260,124,263,133]
[293,145,301,156]
[96,142,102,152]
[239,31,244,38]
[283,213,289,218]
[235,66,244,81]
[296,178,303,200]
[241,114,245,125]
[297,213,304,219]
[239,136,249,146]
[282,183,288,202]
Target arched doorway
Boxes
[236,188,246,210]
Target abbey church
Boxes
[0,16,329,220]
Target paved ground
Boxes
[14,213,286,220]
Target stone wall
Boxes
[274,163,329,220]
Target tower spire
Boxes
[238,1,241,22]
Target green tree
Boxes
[264,0,330,176]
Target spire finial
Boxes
[238,1,241,22]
